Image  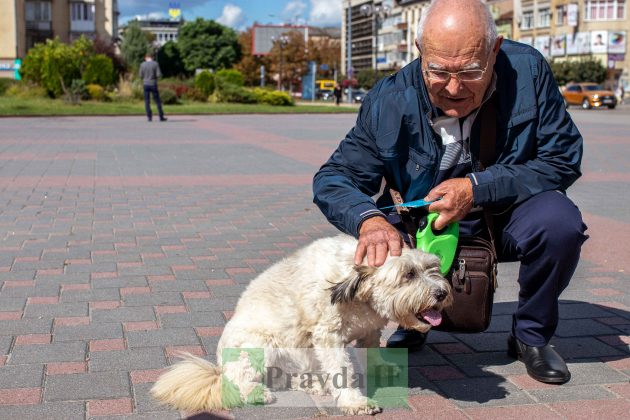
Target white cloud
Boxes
[282,0,307,23]
[216,4,245,29]
[308,0,342,26]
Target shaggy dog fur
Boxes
[151,234,451,415]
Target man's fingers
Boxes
[366,244,377,267]
[433,214,449,231]
[374,243,389,267]
[354,242,367,265]
[388,236,403,257]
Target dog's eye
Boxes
[404,270,416,281]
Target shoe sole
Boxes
[507,339,571,384]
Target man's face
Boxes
[420,37,500,118]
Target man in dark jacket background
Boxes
[139,53,167,122]
[313,0,587,384]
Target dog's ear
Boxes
[328,265,375,305]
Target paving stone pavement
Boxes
[0,110,628,419]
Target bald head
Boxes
[416,0,497,54]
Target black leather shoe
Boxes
[159,117,168,122]
[386,327,427,353]
[508,335,570,384]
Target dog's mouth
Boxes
[418,308,443,327]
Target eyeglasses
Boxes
[423,53,493,83]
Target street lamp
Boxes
[346,0,353,103]
[272,35,289,91]
[360,3,391,76]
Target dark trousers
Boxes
[459,191,588,347]
[143,85,164,120]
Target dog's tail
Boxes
[151,353,227,412]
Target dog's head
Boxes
[328,248,452,333]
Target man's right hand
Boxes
[355,216,404,267]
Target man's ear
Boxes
[493,36,504,53]
[328,265,376,305]
[415,39,421,52]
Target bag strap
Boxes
[389,188,417,247]
[477,95,497,250]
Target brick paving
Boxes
[0,109,628,419]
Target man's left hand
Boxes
[425,178,474,230]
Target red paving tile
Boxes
[414,366,466,381]
[0,388,41,405]
[165,345,205,358]
[61,283,91,291]
[207,279,236,286]
[89,339,126,351]
[408,394,459,412]
[87,398,133,417]
[465,404,562,419]
[27,296,59,304]
[549,399,630,419]
[0,356,7,366]
[147,274,176,282]
[15,334,51,345]
[0,311,22,320]
[605,383,630,399]
[602,356,630,370]
[124,321,159,331]
[46,362,87,375]
[182,291,212,299]
[54,316,90,326]
[120,287,150,295]
[507,374,559,390]
[90,301,121,310]
[195,327,224,337]
[130,369,167,384]
[2,280,35,288]
[155,305,187,314]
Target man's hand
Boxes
[425,178,474,230]
[355,216,403,267]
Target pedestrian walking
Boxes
[139,53,167,122]
[333,84,342,106]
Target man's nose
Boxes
[443,76,463,95]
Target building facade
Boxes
[119,19,182,48]
[0,0,119,78]
[513,0,629,87]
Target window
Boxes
[25,1,51,21]
[521,10,534,29]
[556,5,566,25]
[71,2,94,21]
[585,0,626,20]
[538,8,551,27]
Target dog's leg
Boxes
[356,330,401,378]
[313,333,381,415]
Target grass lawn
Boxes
[0,97,359,117]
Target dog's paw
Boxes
[337,389,382,415]
[263,387,276,404]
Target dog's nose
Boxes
[434,289,448,302]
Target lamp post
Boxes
[272,35,289,91]
[360,2,391,79]
[346,0,353,103]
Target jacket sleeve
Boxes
[468,57,583,208]
[313,96,386,237]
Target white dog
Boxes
[151,234,451,415]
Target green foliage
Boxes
[357,69,392,90]
[40,39,82,97]
[215,69,244,87]
[71,35,95,73]
[121,21,151,70]
[86,84,106,101]
[213,82,257,104]
[83,54,115,87]
[0,79,17,96]
[159,87,179,105]
[195,71,215,97]
[183,87,208,102]
[65,79,88,104]
[177,18,242,73]
[252,88,294,106]
[4,82,47,99]
[19,42,47,84]
[550,58,607,86]
[157,41,187,78]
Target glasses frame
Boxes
[423,51,494,83]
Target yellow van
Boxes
[316,79,335,90]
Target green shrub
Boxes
[159,87,179,104]
[0,78,17,96]
[252,88,293,106]
[215,69,244,87]
[64,79,88,104]
[5,82,47,99]
[183,87,208,102]
[86,84,105,100]
[195,71,215,97]
[83,54,115,87]
[214,82,256,103]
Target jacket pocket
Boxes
[403,148,436,196]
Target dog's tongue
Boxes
[421,309,442,327]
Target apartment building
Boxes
[514,0,629,86]
[0,0,119,79]
[119,19,181,48]
[341,0,513,76]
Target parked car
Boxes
[562,83,617,109]
[316,89,334,101]
[352,89,368,103]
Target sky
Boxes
[119,0,342,30]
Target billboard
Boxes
[591,30,608,54]
[551,34,566,57]
[519,36,533,46]
[567,32,590,55]
[608,31,626,54]
[252,24,308,55]
[534,36,550,58]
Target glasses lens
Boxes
[458,70,484,81]
[427,70,450,81]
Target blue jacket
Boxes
[313,40,583,237]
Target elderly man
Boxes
[313,0,587,384]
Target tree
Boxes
[120,21,151,70]
[268,31,307,92]
[157,41,187,78]
[234,27,272,87]
[307,36,341,80]
[550,57,607,86]
[177,18,242,73]
[21,38,81,97]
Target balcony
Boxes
[71,19,95,32]
[25,20,52,31]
